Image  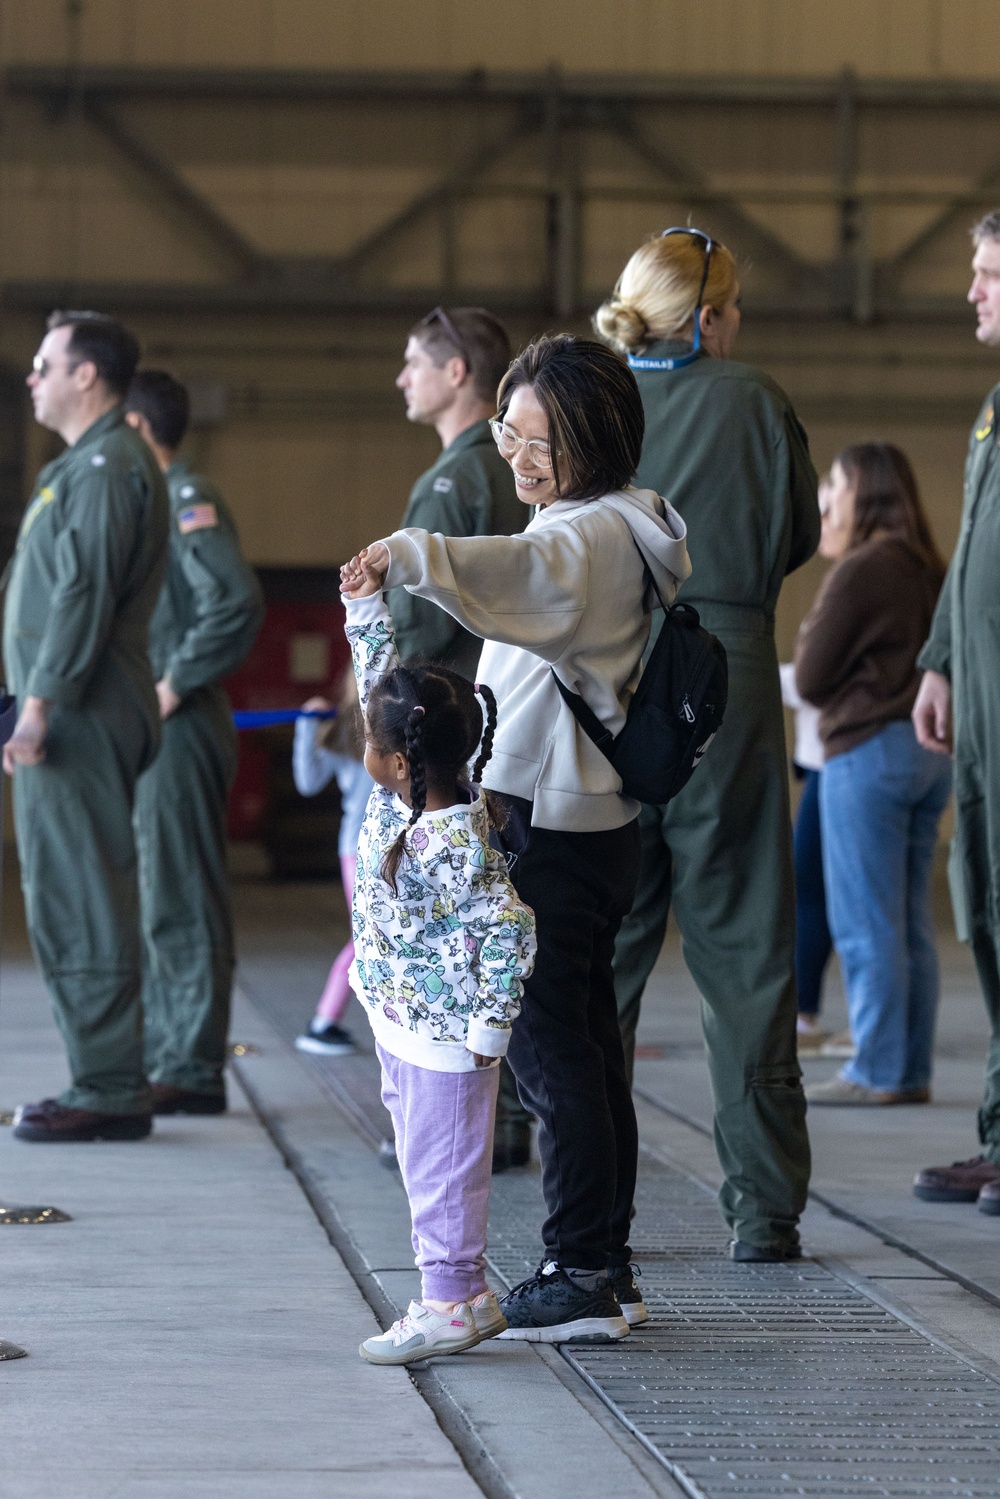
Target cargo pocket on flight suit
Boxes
[947,833,971,945]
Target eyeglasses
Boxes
[420,306,473,370]
[489,418,555,471]
[660,227,715,353]
[31,353,78,380]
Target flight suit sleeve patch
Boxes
[90,453,106,466]
[432,476,454,492]
[178,503,218,533]
[976,404,994,441]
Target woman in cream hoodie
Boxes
[342,336,690,1342]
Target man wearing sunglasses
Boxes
[4,311,170,1142]
[391,305,530,1169]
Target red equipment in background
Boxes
[225,568,349,846]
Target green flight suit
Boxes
[387,416,529,1129]
[134,459,263,1098]
[3,407,169,1115]
[387,418,526,678]
[613,342,819,1252]
[918,383,1000,1163]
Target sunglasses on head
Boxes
[420,306,472,369]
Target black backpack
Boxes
[552,592,728,806]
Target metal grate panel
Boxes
[488,1156,1000,1497]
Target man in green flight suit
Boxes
[6,312,169,1142]
[125,370,263,1115]
[597,230,818,1260]
[390,306,529,1167]
[912,212,1000,1213]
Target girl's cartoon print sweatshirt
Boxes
[345,593,536,1073]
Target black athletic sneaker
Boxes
[497,1262,630,1343]
[294,1022,356,1057]
[609,1263,648,1326]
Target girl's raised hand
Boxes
[340,543,390,599]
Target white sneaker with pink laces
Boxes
[359,1300,480,1365]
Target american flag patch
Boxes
[178,503,218,533]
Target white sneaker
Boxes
[359,1301,480,1366]
[470,1290,508,1340]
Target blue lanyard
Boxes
[627,347,698,372]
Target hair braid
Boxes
[380,705,427,894]
[471,684,497,783]
[471,683,508,833]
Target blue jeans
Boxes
[820,721,952,1093]
[794,769,832,1017]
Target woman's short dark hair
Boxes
[125,369,190,450]
[837,442,945,577]
[46,310,140,399]
[496,335,644,502]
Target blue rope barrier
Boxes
[233,707,338,730]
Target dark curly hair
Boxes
[367,662,501,894]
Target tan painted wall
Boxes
[0,1,994,623]
[2,0,995,79]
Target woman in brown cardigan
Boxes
[795,444,951,1106]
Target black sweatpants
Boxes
[496,797,640,1272]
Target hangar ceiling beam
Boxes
[13,66,1000,110]
[607,107,820,292]
[886,157,1000,276]
[338,112,535,280]
[84,101,274,282]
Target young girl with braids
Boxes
[342,553,536,1368]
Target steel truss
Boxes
[3,65,996,322]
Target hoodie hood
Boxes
[543,486,691,608]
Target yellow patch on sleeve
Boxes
[976,404,994,441]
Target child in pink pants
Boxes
[293,673,375,1057]
[341,565,535,1369]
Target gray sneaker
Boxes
[609,1263,648,1326]
[470,1290,508,1339]
[359,1300,480,1365]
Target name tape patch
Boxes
[178,503,218,534]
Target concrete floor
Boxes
[2,855,1000,1496]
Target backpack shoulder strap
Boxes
[550,670,616,754]
[549,515,670,756]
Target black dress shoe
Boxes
[13,1099,152,1143]
[729,1238,803,1262]
[151,1083,226,1116]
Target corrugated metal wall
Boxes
[2,1,992,79]
[0,2,997,664]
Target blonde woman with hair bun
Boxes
[594,229,741,360]
[600,227,821,1265]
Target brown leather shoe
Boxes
[978,1180,1000,1216]
[12,1098,152,1143]
[151,1083,226,1116]
[913,1153,1000,1202]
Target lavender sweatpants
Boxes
[377,1043,500,1303]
